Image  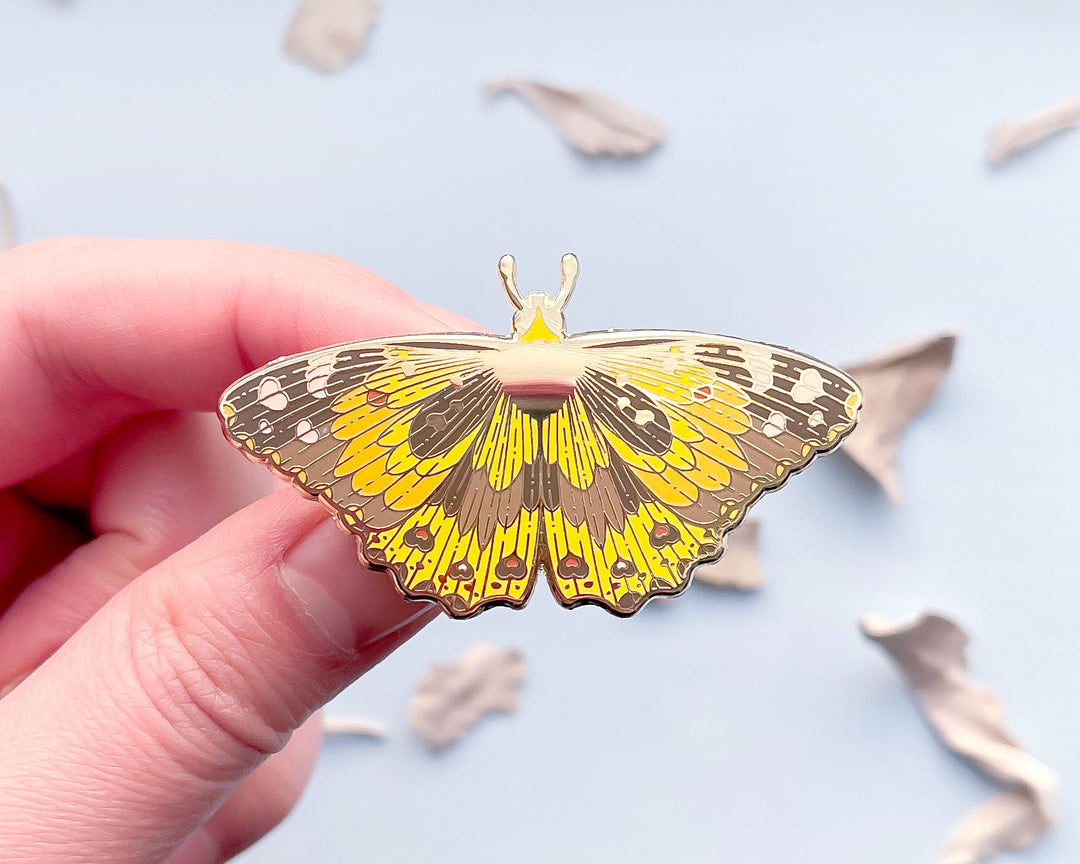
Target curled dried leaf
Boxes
[861,612,1057,864]
[409,643,525,751]
[285,0,379,73]
[843,331,956,503]
[988,95,1080,166]
[693,520,762,591]
[486,79,664,157]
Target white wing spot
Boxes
[257,377,289,411]
[762,411,787,438]
[633,409,655,426]
[616,396,631,411]
[296,419,319,444]
[808,410,825,428]
[258,418,273,434]
[305,352,339,399]
[401,360,418,377]
[736,347,775,394]
[791,368,826,404]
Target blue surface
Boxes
[1,2,1076,861]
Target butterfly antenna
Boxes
[552,252,578,309]
[499,254,525,310]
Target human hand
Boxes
[0,238,470,863]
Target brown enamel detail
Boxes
[403,526,436,552]
[648,522,681,549]
[610,557,635,577]
[495,554,528,579]
[557,554,589,578]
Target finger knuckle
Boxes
[127,579,290,775]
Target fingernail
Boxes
[362,603,437,648]
[279,517,430,653]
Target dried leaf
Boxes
[409,643,525,751]
[861,612,1057,864]
[486,79,664,157]
[321,714,386,738]
[0,182,14,252]
[284,0,379,73]
[842,331,956,503]
[988,95,1080,166]
[693,520,762,591]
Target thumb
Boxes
[0,488,436,864]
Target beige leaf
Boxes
[409,643,525,751]
[0,182,14,252]
[321,714,386,738]
[486,79,664,157]
[284,0,379,73]
[861,612,1057,864]
[843,331,956,503]
[988,95,1080,166]
[694,520,763,591]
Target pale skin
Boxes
[0,238,474,863]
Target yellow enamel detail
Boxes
[637,461,706,506]
[383,470,445,511]
[473,398,538,491]
[366,502,540,615]
[845,390,861,419]
[518,313,561,344]
[363,356,476,408]
[538,395,611,488]
[332,402,421,456]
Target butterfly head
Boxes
[499,253,578,343]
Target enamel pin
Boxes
[218,255,861,618]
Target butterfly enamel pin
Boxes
[218,255,861,618]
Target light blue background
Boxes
[2,2,1077,862]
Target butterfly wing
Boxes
[219,328,860,618]
[539,331,861,614]
[218,335,542,618]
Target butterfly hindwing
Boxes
[365,501,539,617]
[543,498,715,612]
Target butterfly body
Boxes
[219,255,861,618]
[489,341,586,414]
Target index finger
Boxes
[0,237,462,486]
